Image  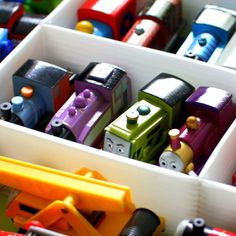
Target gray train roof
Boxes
[139,73,194,107]
[13,59,69,88]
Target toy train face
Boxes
[175,218,236,236]
[45,62,131,147]
[123,0,183,49]
[159,87,236,174]
[76,0,136,40]
[103,73,194,163]
[177,5,236,62]
[0,59,76,130]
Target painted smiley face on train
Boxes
[159,151,185,172]
[103,131,131,158]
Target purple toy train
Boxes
[158,86,236,174]
[45,62,131,147]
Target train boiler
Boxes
[75,0,136,40]
[177,5,236,63]
[103,73,194,163]
[122,0,185,50]
[45,62,131,147]
[0,59,76,130]
[159,86,236,174]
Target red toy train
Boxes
[76,0,184,50]
[76,0,136,40]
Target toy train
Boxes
[122,0,185,50]
[177,5,236,63]
[175,218,236,236]
[3,0,62,14]
[45,62,131,147]
[159,86,236,174]
[103,73,194,163]
[75,0,185,50]
[0,1,46,41]
[76,0,136,40]
[0,59,76,130]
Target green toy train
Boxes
[103,73,194,163]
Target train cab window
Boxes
[147,125,160,140]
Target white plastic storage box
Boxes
[0,0,236,235]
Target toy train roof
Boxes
[11,13,45,36]
[186,86,232,112]
[13,59,74,88]
[139,73,194,107]
[0,2,23,25]
[75,62,127,90]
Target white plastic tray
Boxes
[1,0,236,235]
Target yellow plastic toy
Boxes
[0,155,165,235]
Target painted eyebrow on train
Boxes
[116,144,125,147]
[106,138,113,143]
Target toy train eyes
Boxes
[116,144,125,153]
[160,160,167,167]
[171,163,177,169]
[105,138,113,151]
